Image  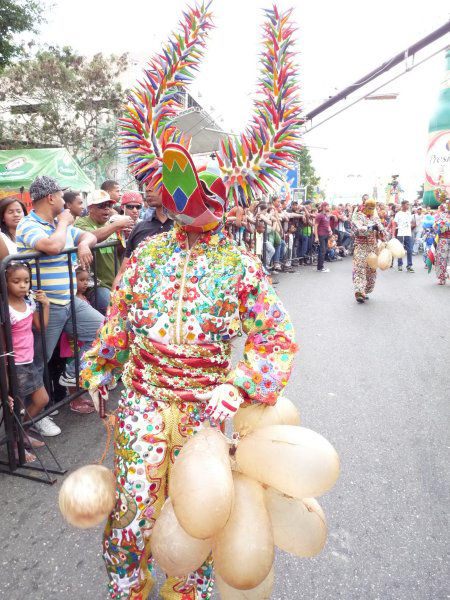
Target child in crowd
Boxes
[75,266,90,303]
[6,261,49,462]
[59,266,95,414]
[327,234,343,261]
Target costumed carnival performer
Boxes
[80,3,303,599]
[351,197,385,303]
[434,195,450,285]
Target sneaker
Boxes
[318,268,330,273]
[355,292,365,303]
[59,372,76,387]
[31,416,61,437]
[398,266,403,271]
[406,266,415,273]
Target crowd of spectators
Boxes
[0,176,444,457]
[225,197,356,275]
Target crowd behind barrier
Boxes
[0,241,119,480]
[0,184,444,482]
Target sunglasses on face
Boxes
[125,204,142,210]
[96,202,114,210]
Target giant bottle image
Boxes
[423,46,450,208]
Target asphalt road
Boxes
[1,257,449,600]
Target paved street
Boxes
[1,258,449,600]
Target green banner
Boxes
[0,148,95,192]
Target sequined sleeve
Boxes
[80,267,134,392]
[225,252,297,405]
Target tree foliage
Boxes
[0,46,129,174]
[298,146,320,201]
[0,0,44,70]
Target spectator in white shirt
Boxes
[394,200,414,272]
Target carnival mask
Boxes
[363,199,376,216]
[162,144,227,232]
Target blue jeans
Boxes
[397,235,413,267]
[273,240,286,265]
[34,298,104,379]
[87,286,111,315]
[264,240,275,267]
[301,234,312,258]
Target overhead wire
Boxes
[303,45,447,135]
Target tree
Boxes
[0,0,44,71]
[0,46,129,179]
[298,146,320,202]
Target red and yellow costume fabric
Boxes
[80,224,297,599]
[434,208,450,284]
[351,208,384,297]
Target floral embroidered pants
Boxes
[436,239,450,284]
[353,241,377,295]
[105,389,214,600]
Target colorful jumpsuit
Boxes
[434,212,450,284]
[81,225,297,600]
[351,210,384,297]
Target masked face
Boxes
[363,200,376,217]
[162,144,226,232]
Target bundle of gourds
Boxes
[367,238,406,271]
[59,397,340,599]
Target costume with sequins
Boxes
[434,208,450,284]
[351,209,384,297]
[80,223,296,599]
[80,2,301,597]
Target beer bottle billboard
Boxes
[423,47,450,208]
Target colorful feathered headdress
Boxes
[216,5,303,206]
[120,2,302,208]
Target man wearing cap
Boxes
[121,190,143,230]
[16,175,104,419]
[76,190,133,314]
[111,186,173,289]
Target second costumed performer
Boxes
[80,4,303,599]
[351,198,386,303]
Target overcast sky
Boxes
[39,0,449,201]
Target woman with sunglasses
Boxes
[111,190,143,240]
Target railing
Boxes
[224,222,318,268]
[0,240,119,484]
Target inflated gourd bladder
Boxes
[234,425,340,499]
[233,396,300,436]
[59,464,115,529]
[169,427,233,539]
[212,472,274,590]
[265,487,327,557]
[151,498,211,577]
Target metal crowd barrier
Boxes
[225,222,317,268]
[0,240,119,484]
